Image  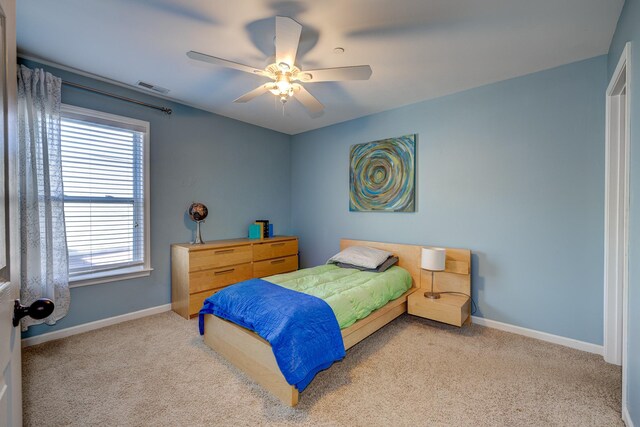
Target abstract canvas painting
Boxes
[350,134,416,212]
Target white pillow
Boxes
[327,246,393,269]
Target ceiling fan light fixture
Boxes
[268,86,280,95]
[189,16,371,116]
[266,74,295,104]
[276,80,290,93]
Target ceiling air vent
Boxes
[136,80,170,94]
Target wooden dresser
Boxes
[171,236,298,319]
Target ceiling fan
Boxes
[186,16,373,116]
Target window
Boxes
[60,105,151,286]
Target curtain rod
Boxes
[62,80,173,115]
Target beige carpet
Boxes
[23,311,622,427]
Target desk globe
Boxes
[188,202,208,244]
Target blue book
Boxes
[248,223,261,239]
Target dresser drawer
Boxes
[253,255,298,278]
[189,289,219,317]
[253,239,298,261]
[189,262,252,294]
[189,245,252,272]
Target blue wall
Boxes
[291,56,607,345]
[20,59,292,338]
[608,0,640,422]
[21,52,612,353]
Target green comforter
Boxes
[265,264,412,329]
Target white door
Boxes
[0,0,19,425]
[0,287,20,426]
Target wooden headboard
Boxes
[340,239,422,287]
[340,239,472,292]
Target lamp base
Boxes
[424,292,441,300]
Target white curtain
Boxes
[17,65,69,330]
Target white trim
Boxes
[603,43,631,421]
[621,42,632,424]
[471,316,603,355]
[59,104,152,286]
[623,405,634,427]
[21,304,171,347]
[622,42,632,425]
[69,267,153,288]
[61,103,149,131]
[604,42,631,366]
[608,43,632,95]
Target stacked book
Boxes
[249,219,274,239]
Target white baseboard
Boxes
[471,316,603,355]
[21,304,172,348]
[624,405,634,427]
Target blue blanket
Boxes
[199,279,346,391]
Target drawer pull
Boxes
[271,243,285,247]
[214,268,235,275]
[271,259,286,265]
[214,249,234,255]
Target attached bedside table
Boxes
[407,248,472,327]
[408,292,470,327]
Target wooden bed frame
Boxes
[202,239,435,405]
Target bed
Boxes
[200,239,462,405]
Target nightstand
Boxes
[407,249,471,327]
[408,291,470,327]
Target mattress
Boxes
[265,264,412,329]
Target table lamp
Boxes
[422,247,446,299]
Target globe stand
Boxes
[193,220,205,244]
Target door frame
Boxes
[603,42,630,413]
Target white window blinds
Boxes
[60,106,149,281]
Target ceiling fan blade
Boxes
[293,84,324,115]
[275,16,302,68]
[187,50,268,76]
[297,65,373,82]
[234,84,270,103]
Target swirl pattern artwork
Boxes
[350,134,416,212]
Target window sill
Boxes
[69,266,153,288]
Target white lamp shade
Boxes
[421,247,446,271]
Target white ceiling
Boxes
[17,0,623,135]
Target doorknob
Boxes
[13,299,55,327]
